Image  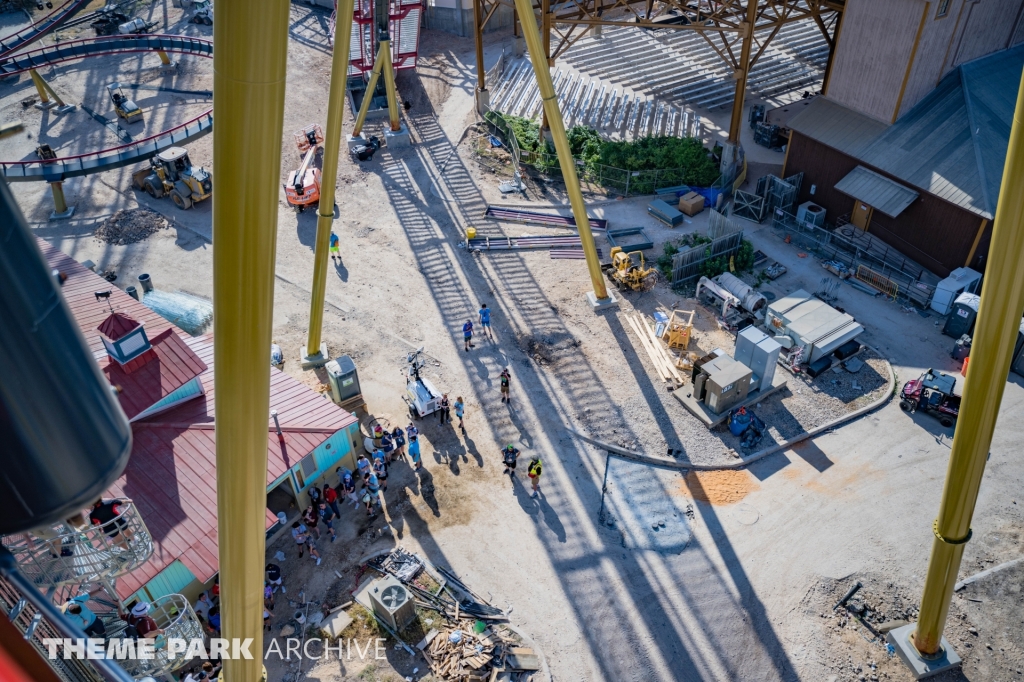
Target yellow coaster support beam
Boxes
[352,45,387,137]
[29,69,65,107]
[212,3,290,682]
[379,39,401,132]
[49,181,68,214]
[306,0,355,357]
[513,0,608,303]
[911,68,1024,656]
[727,0,758,144]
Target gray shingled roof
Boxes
[834,166,920,217]
[787,45,1024,220]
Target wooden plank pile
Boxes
[420,624,539,681]
[624,312,684,385]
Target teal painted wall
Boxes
[130,560,196,605]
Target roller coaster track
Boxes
[0,35,214,182]
[0,0,90,60]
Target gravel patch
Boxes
[94,208,170,245]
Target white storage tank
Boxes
[930,267,982,316]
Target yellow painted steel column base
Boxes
[585,289,619,310]
[48,181,75,220]
[298,341,330,370]
[885,622,962,679]
[157,50,177,71]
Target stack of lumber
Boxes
[421,623,536,680]
[624,312,684,384]
[484,205,608,232]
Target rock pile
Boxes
[95,208,169,245]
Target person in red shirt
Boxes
[119,602,164,639]
[322,484,341,518]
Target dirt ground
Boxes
[5,3,1024,681]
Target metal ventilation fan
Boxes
[380,584,408,609]
[369,576,417,631]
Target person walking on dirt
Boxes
[463,320,474,351]
[528,457,543,497]
[338,467,359,508]
[439,394,451,425]
[392,426,406,460]
[373,457,388,493]
[318,502,337,542]
[454,396,465,431]
[302,505,321,540]
[380,430,395,462]
[479,304,493,341]
[356,453,372,479]
[502,444,520,483]
[500,368,511,404]
[322,483,341,519]
[291,522,309,558]
[409,437,422,471]
[329,232,341,265]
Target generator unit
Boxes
[692,353,752,415]
[734,326,781,392]
[367,575,416,632]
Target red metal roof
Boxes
[97,312,141,341]
[40,241,359,598]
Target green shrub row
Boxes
[489,113,721,191]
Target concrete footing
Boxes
[475,88,490,116]
[513,37,525,58]
[886,624,962,680]
[346,134,367,151]
[55,105,76,115]
[298,342,330,370]
[159,61,178,73]
[34,101,57,110]
[586,290,619,310]
[49,206,76,220]
[384,124,411,148]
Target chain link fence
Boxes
[769,208,936,306]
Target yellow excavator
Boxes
[603,246,658,292]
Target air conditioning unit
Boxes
[796,201,825,228]
[367,576,416,632]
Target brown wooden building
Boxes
[783,44,1023,277]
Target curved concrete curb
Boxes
[568,346,896,471]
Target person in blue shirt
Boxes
[329,232,341,265]
[64,593,105,637]
[463,320,474,351]
[478,303,492,341]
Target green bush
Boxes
[487,114,721,191]
[734,240,755,272]
[656,242,680,278]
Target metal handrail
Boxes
[2,502,154,589]
[118,595,204,679]
[0,547,139,682]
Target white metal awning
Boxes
[834,166,919,218]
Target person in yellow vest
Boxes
[528,457,542,498]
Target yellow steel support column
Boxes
[379,40,401,132]
[306,0,355,358]
[49,182,68,214]
[352,45,387,137]
[513,0,610,304]
[157,50,172,64]
[910,70,1024,658]
[29,69,50,104]
[727,1,758,144]
[212,3,290,682]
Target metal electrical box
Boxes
[749,335,782,392]
[368,575,416,632]
[735,326,768,369]
[326,355,361,405]
[701,355,752,415]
